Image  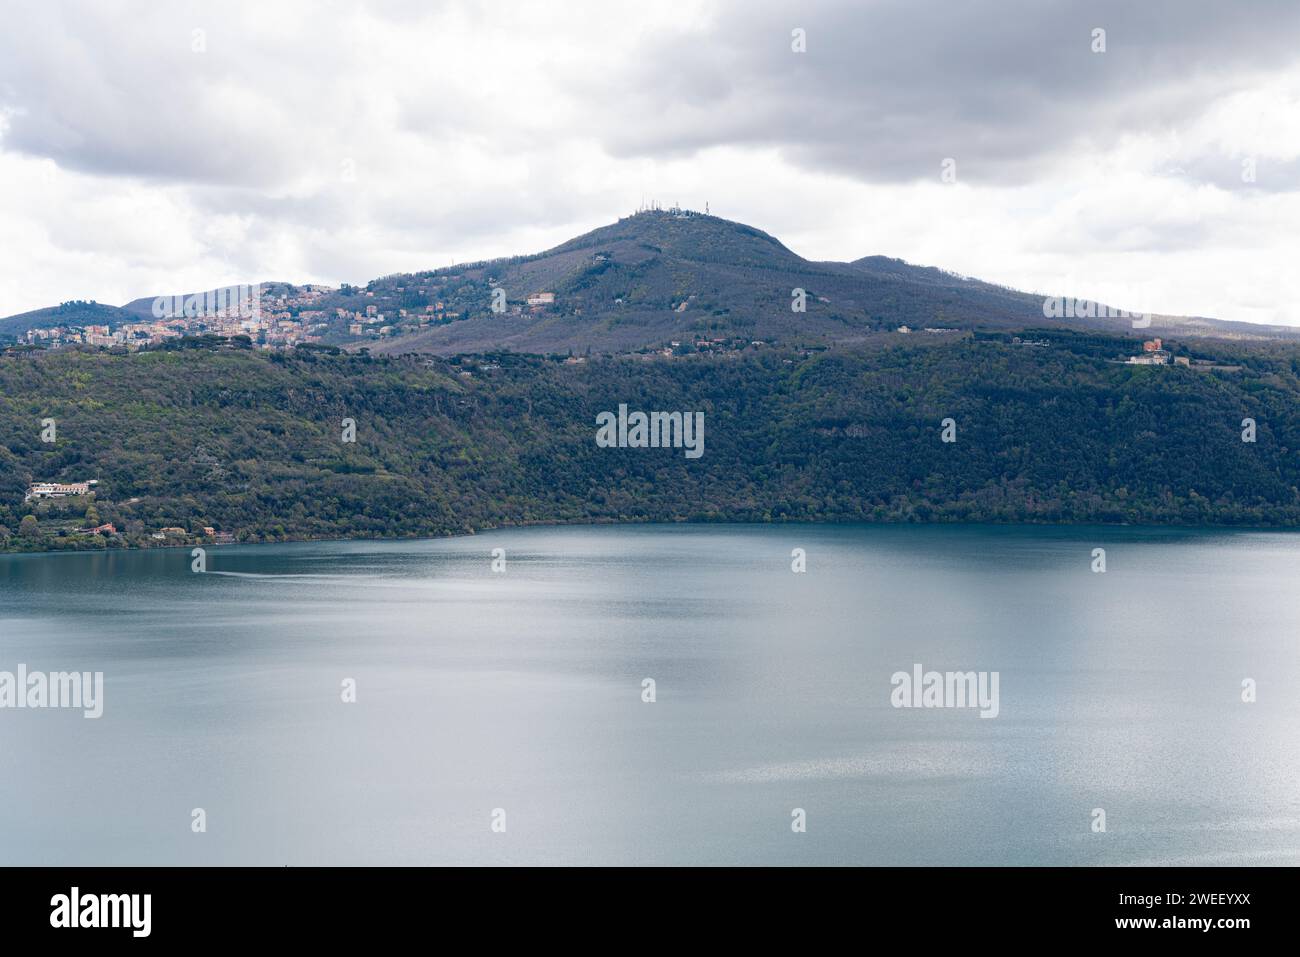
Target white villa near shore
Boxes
[24,480,98,502]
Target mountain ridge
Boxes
[5,210,1297,351]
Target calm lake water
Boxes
[1,523,1298,866]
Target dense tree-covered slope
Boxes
[2,331,1299,552]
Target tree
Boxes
[19,515,39,539]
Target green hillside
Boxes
[2,331,1299,552]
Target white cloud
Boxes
[1,0,1298,326]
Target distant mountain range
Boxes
[5,209,1298,351]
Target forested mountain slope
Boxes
[2,332,1299,552]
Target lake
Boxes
[2,523,1298,865]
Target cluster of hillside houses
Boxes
[22,480,235,543]
[1127,337,1183,365]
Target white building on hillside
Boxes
[25,480,98,502]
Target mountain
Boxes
[5,210,1299,351]
[353,210,1300,354]
[360,210,1055,355]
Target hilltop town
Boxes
[13,284,337,351]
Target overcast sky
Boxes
[2,0,1299,324]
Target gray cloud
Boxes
[0,0,1298,326]
[575,0,1300,186]
[0,2,354,186]
[5,0,1298,192]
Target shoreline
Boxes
[3,513,1299,560]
